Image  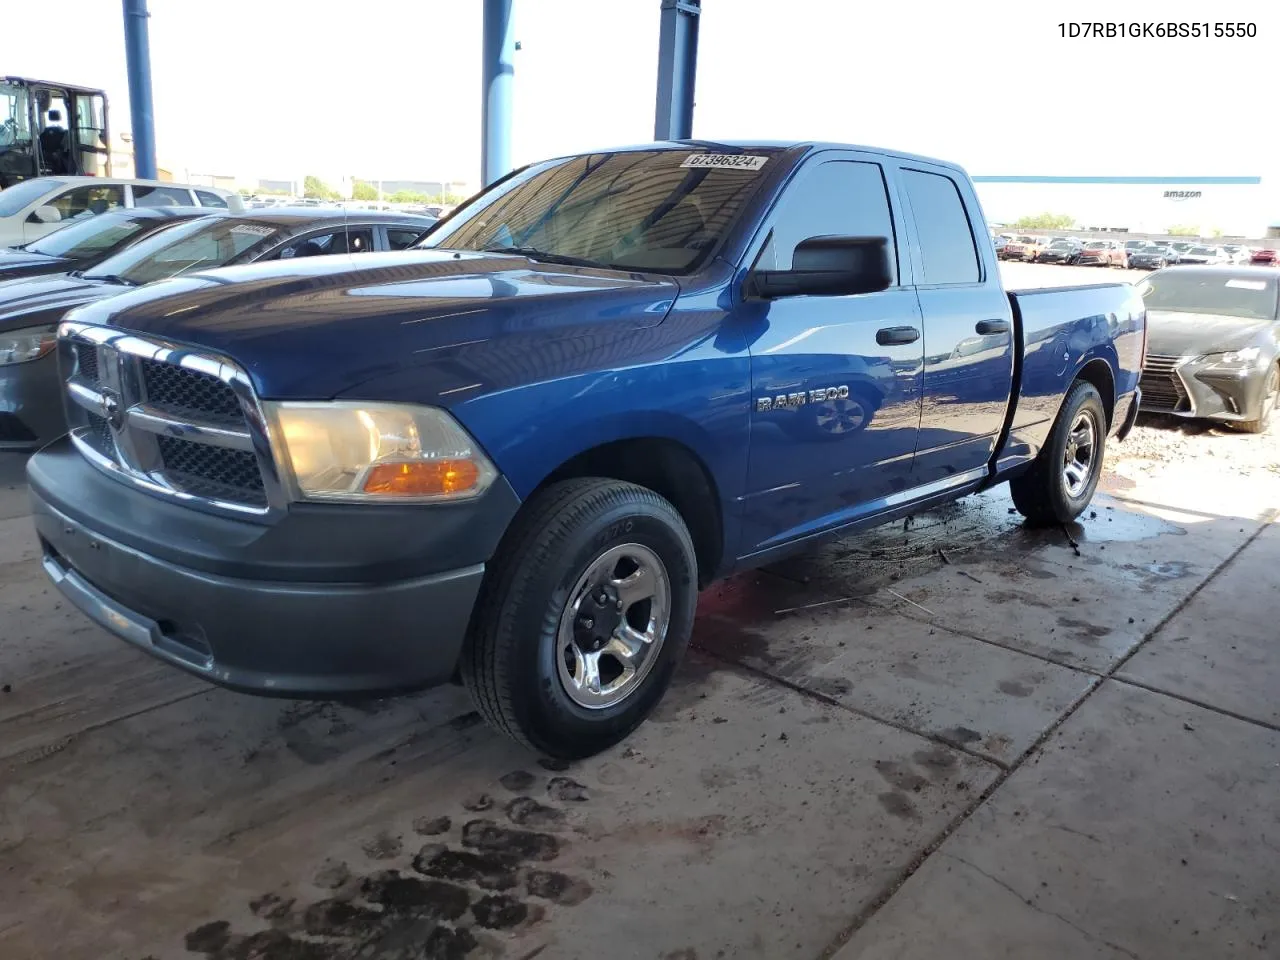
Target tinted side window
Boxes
[756,160,897,283]
[47,184,125,221]
[274,227,376,259]
[387,227,427,250]
[133,185,193,208]
[195,190,229,209]
[901,169,980,285]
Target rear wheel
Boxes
[461,478,698,759]
[1234,364,1280,434]
[1010,380,1107,525]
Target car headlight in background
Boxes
[266,401,497,502]
[0,325,57,365]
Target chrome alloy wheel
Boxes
[1062,410,1097,498]
[556,543,671,709]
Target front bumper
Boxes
[0,351,66,451]
[1139,356,1272,422]
[28,437,522,697]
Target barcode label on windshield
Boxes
[681,154,768,170]
[230,224,275,237]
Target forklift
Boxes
[0,77,112,189]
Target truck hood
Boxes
[1145,310,1271,358]
[0,273,122,333]
[60,250,681,398]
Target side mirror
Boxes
[750,235,892,299]
[29,205,62,225]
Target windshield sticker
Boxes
[681,154,768,171]
[1225,279,1267,291]
[229,224,275,237]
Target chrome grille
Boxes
[140,359,244,423]
[1139,354,1189,413]
[58,322,282,517]
[156,436,267,506]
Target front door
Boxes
[896,164,1015,486]
[738,155,924,558]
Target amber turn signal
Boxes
[362,459,482,496]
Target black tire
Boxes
[1010,380,1107,526]
[461,477,698,759]
[1233,363,1280,434]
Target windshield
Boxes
[1049,240,1072,249]
[1188,246,1215,255]
[1138,272,1277,322]
[1084,241,1106,249]
[0,178,59,219]
[84,216,286,285]
[24,211,157,259]
[0,81,33,152]
[1139,246,1165,254]
[424,149,775,274]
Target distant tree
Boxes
[1013,212,1075,230]
[1209,227,1224,238]
[351,181,379,201]
[1167,224,1200,236]
[303,175,340,200]
[389,190,428,204]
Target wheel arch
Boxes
[535,436,727,588]
[1075,356,1116,428]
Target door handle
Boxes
[976,319,1010,335]
[876,325,920,346]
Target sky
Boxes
[5,0,1278,199]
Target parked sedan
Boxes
[1128,244,1175,270]
[1177,245,1230,266]
[1035,238,1083,264]
[0,209,436,449]
[0,207,207,281]
[1137,267,1280,432]
[1250,248,1278,267]
[1076,239,1127,267]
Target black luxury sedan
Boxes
[0,207,209,281]
[0,208,437,449]
[1137,266,1280,432]
[1128,244,1177,270]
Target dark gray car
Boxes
[0,209,436,449]
[1137,266,1280,432]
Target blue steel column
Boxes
[654,0,700,141]
[482,0,515,187]
[122,0,157,179]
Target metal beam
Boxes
[482,0,515,187]
[122,0,157,180]
[654,0,700,141]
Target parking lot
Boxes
[0,261,1276,959]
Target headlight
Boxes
[266,401,497,503]
[1204,346,1262,366]
[0,325,57,366]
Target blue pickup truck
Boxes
[27,141,1145,758]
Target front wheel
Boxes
[1010,380,1107,525]
[461,477,698,759]
[1233,363,1280,434]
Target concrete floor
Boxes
[2,262,1278,959]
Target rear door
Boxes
[738,152,925,556]
[896,163,1015,487]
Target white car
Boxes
[1176,244,1230,266]
[0,176,243,247]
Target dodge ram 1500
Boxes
[27,141,1145,758]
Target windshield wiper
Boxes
[81,273,139,286]
[482,245,613,270]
